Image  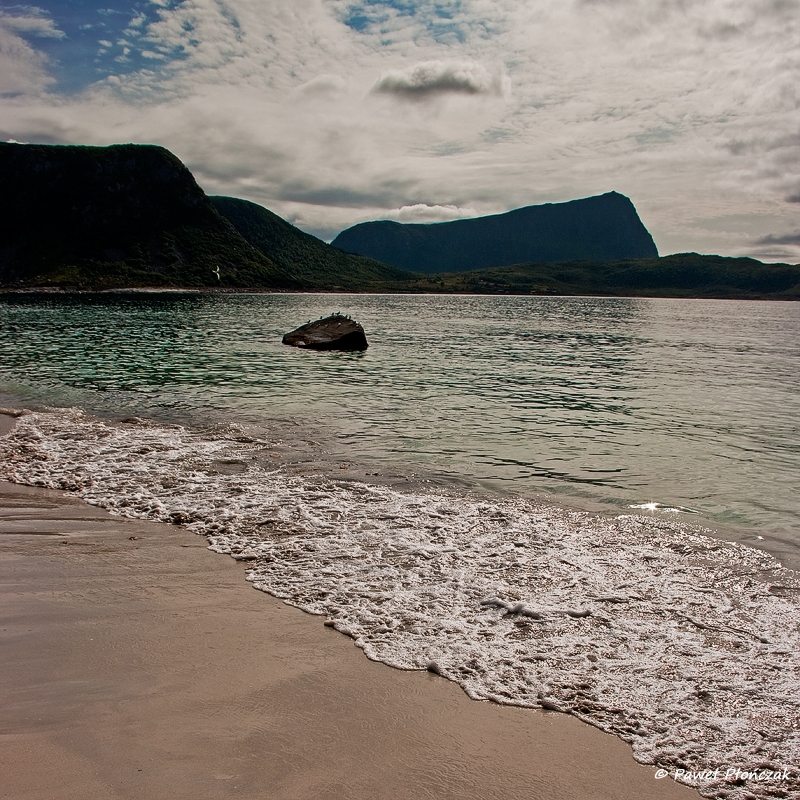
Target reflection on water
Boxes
[1,292,799,543]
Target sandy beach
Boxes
[0,412,698,800]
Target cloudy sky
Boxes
[2,0,799,260]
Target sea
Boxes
[1,292,798,798]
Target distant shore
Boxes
[0,410,698,800]
[2,285,800,300]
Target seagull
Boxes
[213,265,221,282]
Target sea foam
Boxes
[1,408,798,799]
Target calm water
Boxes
[2,292,799,794]
[1,292,798,545]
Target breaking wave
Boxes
[1,408,798,799]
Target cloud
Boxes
[275,180,418,209]
[0,9,65,39]
[756,232,800,246]
[748,227,800,262]
[294,74,348,96]
[372,60,509,98]
[746,245,800,264]
[395,203,477,222]
[0,9,64,95]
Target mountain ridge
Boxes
[414,253,800,299]
[331,192,659,273]
[1,142,798,299]
[0,142,412,291]
[0,141,298,289]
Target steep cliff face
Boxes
[0,143,295,289]
[331,192,659,273]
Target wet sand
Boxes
[0,414,697,800]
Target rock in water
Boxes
[282,314,368,351]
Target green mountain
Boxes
[413,254,800,299]
[0,143,410,291]
[0,142,298,290]
[331,192,659,273]
[210,196,414,290]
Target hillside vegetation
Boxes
[210,196,415,290]
[412,254,800,299]
[0,142,299,290]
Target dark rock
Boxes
[282,314,368,351]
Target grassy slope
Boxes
[413,254,800,299]
[210,196,417,290]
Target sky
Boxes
[1,0,799,260]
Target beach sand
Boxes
[0,413,697,800]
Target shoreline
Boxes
[2,287,800,301]
[0,410,698,799]
[3,403,797,574]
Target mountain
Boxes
[0,142,301,290]
[0,142,414,291]
[1,142,796,299]
[331,192,658,273]
[210,196,414,290]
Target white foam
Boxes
[629,502,699,514]
[1,408,798,799]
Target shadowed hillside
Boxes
[0,142,298,290]
[210,196,415,290]
[331,192,659,273]
[412,254,800,299]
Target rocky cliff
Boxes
[0,142,295,289]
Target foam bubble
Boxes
[1,408,798,799]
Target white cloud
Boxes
[0,9,63,95]
[395,203,478,222]
[126,13,147,31]
[0,10,64,39]
[294,74,348,96]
